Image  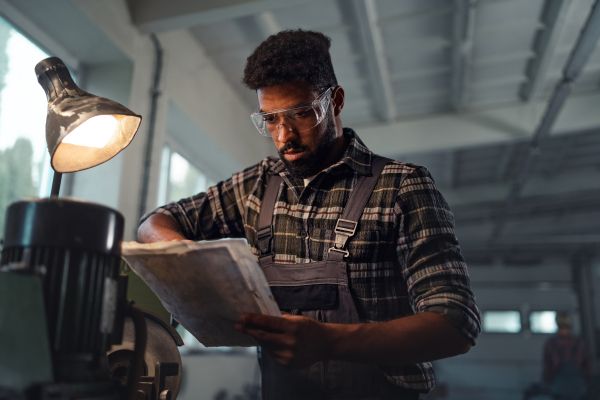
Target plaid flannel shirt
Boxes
[143,128,482,391]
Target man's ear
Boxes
[332,86,345,117]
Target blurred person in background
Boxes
[543,312,590,399]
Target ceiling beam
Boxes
[443,156,600,209]
[454,188,600,222]
[472,50,537,67]
[495,143,516,182]
[543,139,573,178]
[451,0,477,111]
[126,0,310,33]
[255,11,281,38]
[462,240,600,258]
[471,280,572,289]
[520,0,572,102]
[351,0,396,122]
[470,75,529,89]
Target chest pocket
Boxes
[270,284,338,311]
[310,228,381,262]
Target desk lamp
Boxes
[0,58,181,400]
[37,57,141,196]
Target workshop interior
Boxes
[1,0,600,399]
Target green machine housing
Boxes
[0,198,128,399]
[0,198,183,400]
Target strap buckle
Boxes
[257,225,273,256]
[328,247,349,258]
[257,225,272,241]
[328,219,357,258]
[334,219,357,236]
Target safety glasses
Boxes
[250,87,334,137]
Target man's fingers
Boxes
[240,327,287,346]
[238,313,289,333]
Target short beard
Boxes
[278,112,337,179]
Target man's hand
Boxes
[236,311,472,368]
[138,213,189,243]
[236,313,331,369]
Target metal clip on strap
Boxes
[257,225,273,256]
[328,219,357,258]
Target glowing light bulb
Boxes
[62,115,118,148]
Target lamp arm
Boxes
[50,171,62,198]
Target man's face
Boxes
[257,82,337,179]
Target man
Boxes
[139,30,481,399]
[543,312,590,399]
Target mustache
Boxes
[278,142,306,154]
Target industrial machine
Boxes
[0,57,183,400]
[0,199,183,400]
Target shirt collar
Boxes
[271,127,374,177]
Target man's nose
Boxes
[274,121,298,142]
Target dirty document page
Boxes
[121,239,281,347]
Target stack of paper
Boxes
[121,239,281,347]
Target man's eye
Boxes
[263,116,276,123]
[294,111,308,117]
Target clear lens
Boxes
[251,87,333,137]
[262,106,319,136]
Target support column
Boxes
[572,254,598,367]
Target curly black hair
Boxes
[242,29,338,93]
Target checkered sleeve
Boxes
[396,166,482,344]
[140,163,264,240]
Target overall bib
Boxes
[256,156,420,400]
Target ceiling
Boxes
[185,0,600,124]
[124,0,600,257]
[404,127,600,257]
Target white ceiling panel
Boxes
[476,0,545,31]
[387,47,452,74]
[469,84,520,107]
[396,96,450,117]
[375,0,451,20]
[272,0,345,30]
[380,12,451,44]
[472,33,536,62]
[471,60,528,84]
[393,72,450,95]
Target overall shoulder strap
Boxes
[328,155,392,261]
[257,174,282,266]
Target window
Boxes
[157,143,216,206]
[0,16,56,233]
[482,311,521,333]
[530,311,558,334]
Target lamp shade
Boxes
[35,57,142,173]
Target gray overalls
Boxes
[256,156,420,400]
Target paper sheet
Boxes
[121,239,281,347]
